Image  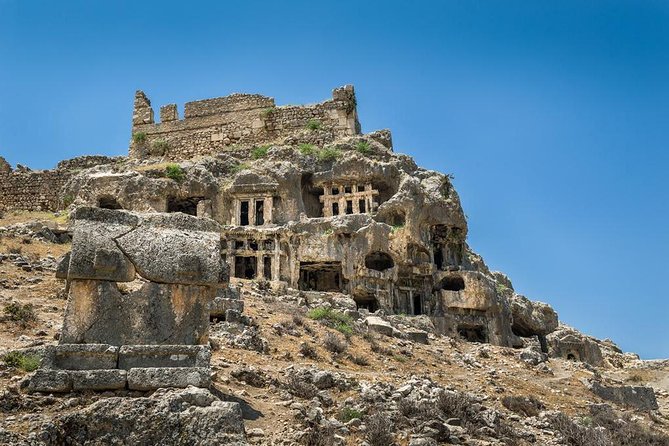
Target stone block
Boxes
[589,381,659,411]
[210,296,244,318]
[406,329,429,344]
[48,344,119,370]
[118,345,210,369]
[61,280,213,346]
[365,316,393,336]
[71,369,127,391]
[127,367,211,390]
[27,369,72,393]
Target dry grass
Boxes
[0,211,69,227]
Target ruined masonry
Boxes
[27,207,227,392]
[6,85,565,368]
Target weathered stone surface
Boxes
[27,369,72,393]
[61,280,213,346]
[406,329,429,344]
[547,324,606,366]
[71,369,127,391]
[118,345,211,369]
[38,386,246,445]
[210,296,244,318]
[366,316,394,336]
[127,367,211,390]
[45,344,119,370]
[510,294,558,337]
[589,381,659,411]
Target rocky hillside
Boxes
[0,217,667,445]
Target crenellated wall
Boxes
[129,85,361,160]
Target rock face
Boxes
[27,207,229,392]
[588,381,659,411]
[52,86,561,349]
[37,386,246,445]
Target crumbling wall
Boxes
[129,85,360,160]
[0,169,71,212]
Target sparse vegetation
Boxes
[260,107,275,118]
[230,162,250,174]
[306,119,322,131]
[365,412,395,446]
[132,132,147,144]
[391,224,404,233]
[355,141,372,156]
[62,194,74,207]
[496,283,511,295]
[2,351,40,372]
[298,143,316,156]
[299,342,319,360]
[323,332,348,355]
[339,407,363,423]
[285,374,319,399]
[165,164,185,183]
[502,395,544,417]
[3,302,37,327]
[151,140,169,155]
[349,354,369,366]
[251,145,271,159]
[316,147,341,162]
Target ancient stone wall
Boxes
[129,85,361,160]
[0,170,71,212]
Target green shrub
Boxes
[355,141,372,156]
[251,145,270,159]
[317,147,341,162]
[3,302,37,327]
[62,194,74,207]
[165,164,185,183]
[298,143,316,156]
[230,162,249,174]
[260,107,275,118]
[307,307,352,326]
[496,283,511,295]
[335,322,353,336]
[151,140,169,156]
[340,407,364,423]
[391,224,405,232]
[306,119,322,131]
[132,132,147,144]
[2,351,40,372]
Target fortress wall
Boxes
[0,170,71,212]
[129,85,360,160]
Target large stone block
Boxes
[66,208,138,282]
[45,344,119,370]
[589,381,659,411]
[118,345,210,369]
[61,280,213,346]
[127,367,211,390]
[27,369,72,393]
[209,296,244,318]
[71,370,127,391]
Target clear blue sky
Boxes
[1,1,667,358]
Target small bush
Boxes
[285,374,319,399]
[132,132,147,144]
[323,332,348,355]
[151,140,169,155]
[436,391,475,423]
[349,354,369,366]
[165,164,185,183]
[299,342,319,360]
[627,374,643,383]
[62,194,74,207]
[8,246,22,255]
[3,302,37,327]
[251,145,270,159]
[260,107,275,118]
[2,351,40,372]
[502,395,544,417]
[230,162,249,174]
[398,398,435,421]
[292,313,304,326]
[391,224,404,233]
[303,422,335,446]
[365,412,395,446]
[334,322,353,337]
[355,141,372,156]
[316,147,341,162]
[339,407,363,423]
[298,143,316,156]
[307,307,352,326]
[306,119,322,130]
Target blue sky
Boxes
[1,1,667,358]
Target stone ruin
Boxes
[7,85,563,362]
[27,207,227,392]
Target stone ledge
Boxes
[27,369,72,393]
[44,344,119,370]
[118,345,211,369]
[127,367,211,391]
[71,369,127,391]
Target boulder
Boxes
[365,316,393,336]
